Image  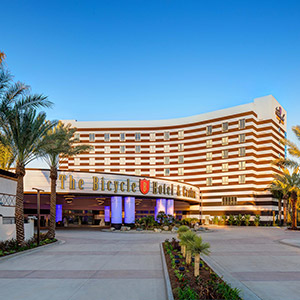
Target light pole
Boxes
[199,190,203,225]
[32,188,44,245]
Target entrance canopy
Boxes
[24,169,200,203]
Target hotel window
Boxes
[222,137,228,145]
[164,168,170,176]
[135,157,141,165]
[104,146,110,153]
[239,133,245,143]
[206,177,212,186]
[239,161,246,170]
[178,143,184,152]
[150,169,156,176]
[90,169,96,172]
[206,165,212,173]
[239,119,246,129]
[120,169,126,174]
[222,150,228,159]
[135,169,141,176]
[150,157,156,165]
[164,145,170,152]
[164,156,170,164]
[74,133,80,141]
[222,197,237,206]
[120,157,126,165]
[150,132,156,141]
[222,176,229,185]
[120,145,125,153]
[164,131,170,140]
[222,163,228,172]
[178,130,184,139]
[239,147,246,157]
[104,157,110,165]
[239,175,246,184]
[135,145,141,153]
[222,122,229,132]
[178,155,184,164]
[74,157,80,166]
[150,145,156,153]
[89,146,95,154]
[120,132,126,141]
[104,133,110,142]
[178,167,184,175]
[89,133,95,142]
[206,139,212,148]
[89,157,95,166]
[206,125,212,135]
[206,152,212,160]
[135,132,141,141]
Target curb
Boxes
[201,254,261,300]
[160,243,174,300]
[278,239,300,249]
[0,239,64,262]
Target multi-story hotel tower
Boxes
[60,95,286,222]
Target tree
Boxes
[267,181,285,225]
[179,231,196,264]
[188,235,210,277]
[0,51,5,64]
[0,107,56,244]
[39,122,91,239]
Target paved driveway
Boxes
[0,230,170,300]
[201,226,300,300]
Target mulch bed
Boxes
[163,240,242,300]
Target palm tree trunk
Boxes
[186,250,191,265]
[278,197,282,226]
[47,166,57,239]
[291,192,297,229]
[15,163,25,245]
[194,253,200,277]
[283,196,287,226]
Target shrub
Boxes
[212,216,219,225]
[235,214,243,226]
[221,215,227,225]
[228,215,235,225]
[176,286,199,300]
[244,214,251,226]
[254,215,260,226]
[177,225,190,238]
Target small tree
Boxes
[244,215,251,226]
[177,225,190,256]
[188,236,210,277]
[179,231,196,263]
[254,215,260,226]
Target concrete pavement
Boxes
[201,226,300,300]
[0,230,172,300]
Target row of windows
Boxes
[206,175,246,186]
[74,156,185,166]
[206,119,246,135]
[206,161,246,173]
[206,133,246,148]
[206,147,246,160]
[75,130,185,143]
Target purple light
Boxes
[124,197,135,224]
[56,204,62,222]
[111,196,122,224]
[104,206,110,222]
[166,199,174,216]
[155,198,166,219]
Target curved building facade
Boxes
[59,95,286,222]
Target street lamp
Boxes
[199,190,202,225]
[32,188,44,245]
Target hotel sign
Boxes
[24,170,200,203]
[275,106,285,125]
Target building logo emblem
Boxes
[275,106,285,125]
[139,179,150,194]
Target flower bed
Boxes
[163,238,242,300]
[0,234,57,257]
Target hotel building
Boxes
[53,95,286,222]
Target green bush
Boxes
[212,216,219,225]
[221,215,227,225]
[244,214,251,226]
[228,215,235,225]
[235,214,243,226]
[254,215,260,226]
[176,286,199,300]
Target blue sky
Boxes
[2,1,300,146]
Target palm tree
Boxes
[188,235,210,277]
[179,230,196,262]
[0,107,56,244]
[0,142,14,170]
[39,122,91,239]
[0,51,5,64]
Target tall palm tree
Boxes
[0,107,56,244]
[0,142,14,170]
[39,122,91,239]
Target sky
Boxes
[1,0,300,167]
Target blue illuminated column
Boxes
[166,199,174,216]
[155,198,166,220]
[124,197,135,224]
[104,206,110,223]
[111,196,122,229]
[56,205,62,222]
